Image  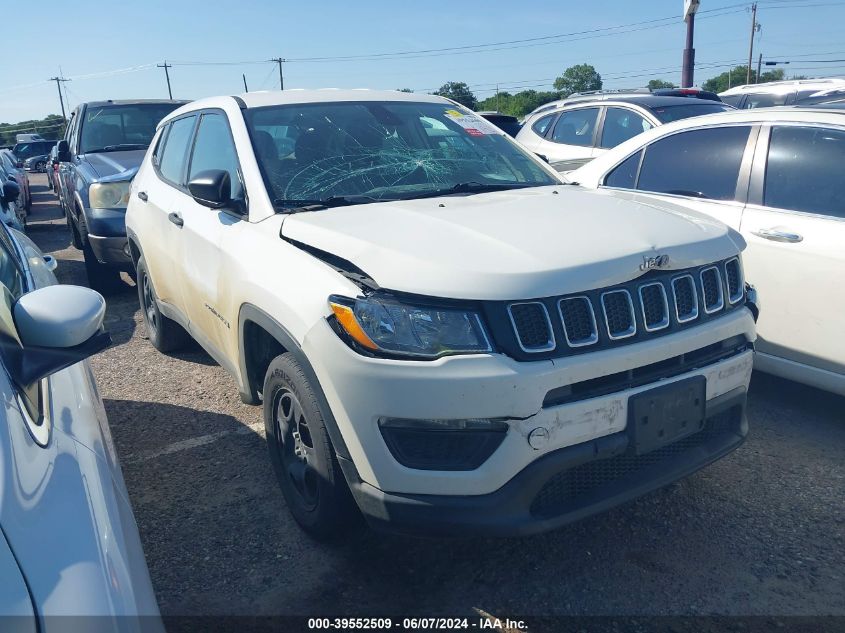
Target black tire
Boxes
[136,256,189,353]
[35,161,45,172]
[263,353,361,540]
[68,207,82,248]
[79,216,123,294]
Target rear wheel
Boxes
[263,353,361,540]
[35,161,45,172]
[136,256,189,352]
[79,217,123,294]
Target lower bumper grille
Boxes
[530,407,741,518]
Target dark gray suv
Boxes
[57,99,187,292]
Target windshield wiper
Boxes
[274,194,396,214]
[400,181,537,200]
[85,144,149,153]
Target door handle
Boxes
[751,228,803,243]
[137,191,148,202]
[168,212,184,228]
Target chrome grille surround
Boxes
[671,274,699,324]
[700,266,725,314]
[724,257,744,304]
[600,289,637,340]
[638,282,670,332]
[507,301,556,352]
[558,296,599,347]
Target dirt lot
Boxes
[24,173,845,619]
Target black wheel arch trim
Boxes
[238,303,351,460]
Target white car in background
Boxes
[0,226,161,630]
[719,78,845,109]
[515,93,733,172]
[568,105,845,395]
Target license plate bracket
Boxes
[628,376,706,455]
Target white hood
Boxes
[281,186,745,301]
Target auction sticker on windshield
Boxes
[443,109,502,136]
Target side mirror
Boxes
[3,285,111,385]
[535,153,550,164]
[57,140,71,162]
[187,169,233,209]
[1,181,20,204]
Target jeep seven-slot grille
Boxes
[508,302,554,351]
[502,258,743,359]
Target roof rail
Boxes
[567,88,649,98]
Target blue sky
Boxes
[4,0,845,125]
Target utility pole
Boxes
[49,76,69,121]
[158,61,173,99]
[746,2,758,84]
[243,74,249,92]
[682,0,700,88]
[756,53,763,83]
[271,58,285,90]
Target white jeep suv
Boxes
[125,90,758,538]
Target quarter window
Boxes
[743,93,788,109]
[157,115,196,186]
[599,108,653,149]
[188,113,243,200]
[550,108,600,147]
[604,150,643,189]
[764,125,845,218]
[531,114,557,137]
[636,126,751,201]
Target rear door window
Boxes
[549,108,600,147]
[764,125,845,217]
[599,108,653,148]
[636,126,751,200]
[157,115,196,186]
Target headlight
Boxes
[328,294,492,359]
[89,181,131,209]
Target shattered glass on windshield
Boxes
[244,101,556,206]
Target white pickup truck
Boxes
[125,90,758,538]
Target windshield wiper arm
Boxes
[274,195,396,214]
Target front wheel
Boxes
[35,161,45,172]
[136,256,189,353]
[263,353,361,540]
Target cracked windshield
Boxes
[244,101,556,205]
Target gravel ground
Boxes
[23,173,845,620]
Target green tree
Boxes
[648,79,677,90]
[553,64,602,96]
[477,90,561,118]
[433,82,478,109]
[702,66,785,93]
[0,114,65,146]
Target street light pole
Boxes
[682,0,700,88]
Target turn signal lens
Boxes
[329,301,378,350]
